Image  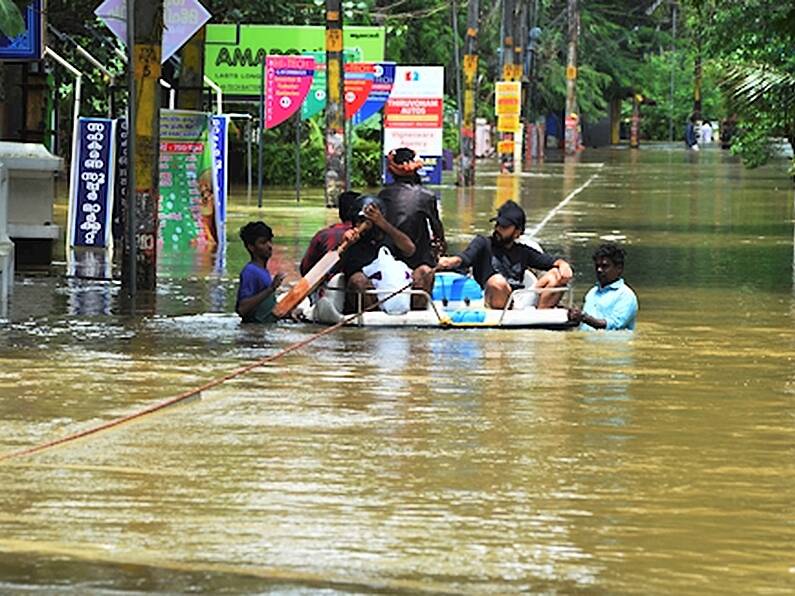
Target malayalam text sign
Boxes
[95,0,211,64]
[205,25,384,97]
[68,118,116,248]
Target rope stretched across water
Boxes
[0,280,416,464]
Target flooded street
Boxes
[1,147,793,593]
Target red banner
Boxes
[344,62,375,120]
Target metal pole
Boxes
[295,112,301,202]
[258,59,264,209]
[451,0,463,178]
[460,0,479,187]
[246,118,252,199]
[669,2,676,142]
[124,0,136,299]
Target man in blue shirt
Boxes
[236,221,285,324]
[568,243,638,331]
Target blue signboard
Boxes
[352,62,395,127]
[384,154,443,186]
[210,115,228,229]
[68,118,116,248]
[0,1,43,61]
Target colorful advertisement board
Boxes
[300,49,362,119]
[383,66,444,183]
[0,0,44,61]
[344,62,375,120]
[210,115,228,228]
[352,62,396,126]
[158,110,220,251]
[68,118,117,248]
[204,25,385,97]
[264,56,315,129]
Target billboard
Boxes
[204,25,385,97]
[0,0,44,61]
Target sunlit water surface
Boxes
[0,147,793,594]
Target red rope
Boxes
[0,280,416,463]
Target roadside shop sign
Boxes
[352,61,396,126]
[205,25,385,98]
[383,66,444,183]
[264,56,315,129]
[209,114,229,228]
[68,118,117,248]
[344,62,375,120]
[0,0,44,61]
[95,0,211,63]
[495,81,521,116]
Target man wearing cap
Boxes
[437,200,573,309]
[378,147,446,308]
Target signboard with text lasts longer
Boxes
[383,66,445,184]
[205,25,385,98]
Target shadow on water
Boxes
[1,148,793,593]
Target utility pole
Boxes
[122,0,163,297]
[564,0,579,156]
[499,0,515,173]
[177,2,206,111]
[524,0,542,167]
[451,0,463,179]
[459,0,479,187]
[325,0,345,208]
[669,1,676,142]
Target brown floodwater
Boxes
[0,147,793,594]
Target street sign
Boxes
[95,0,211,64]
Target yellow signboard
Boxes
[566,65,577,80]
[498,140,515,154]
[498,114,520,132]
[495,81,521,116]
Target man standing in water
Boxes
[568,243,638,330]
[436,200,573,309]
[379,147,446,308]
[236,221,285,324]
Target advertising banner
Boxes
[384,66,444,184]
[210,115,228,231]
[205,25,385,97]
[344,62,375,120]
[158,110,219,250]
[112,117,129,242]
[301,49,362,120]
[0,0,43,61]
[96,0,211,63]
[495,81,521,117]
[352,62,396,126]
[68,118,117,248]
[265,56,315,129]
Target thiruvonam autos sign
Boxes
[205,25,385,98]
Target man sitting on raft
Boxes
[436,200,573,309]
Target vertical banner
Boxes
[113,117,129,243]
[265,56,316,129]
[158,110,218,250]
[343,62,375,120]
[67,117,117,248]
[383,66,445,184]
[209,114,228,234]
[352,61,396,126]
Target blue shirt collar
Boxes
[595,278,625,293]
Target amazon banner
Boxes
[204,25,385,98]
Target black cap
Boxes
[353,195,386,221]
[490,200,526,231]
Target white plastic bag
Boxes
[362,246,412,314]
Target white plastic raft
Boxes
[293,271,576,330]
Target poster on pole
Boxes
[352,62,396,126]
[67,117,117,249]
[158,110,219,251]
[264,56,315,129]
[205,25,384,98]
[344,62,375,120]
[383,66,444,184]
[301,49,362,120]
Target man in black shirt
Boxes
[379,147,446,308]
[339,195,415,313]
[437,200,573,309]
